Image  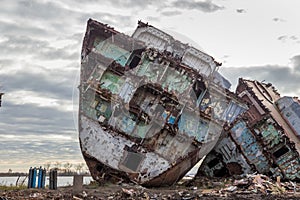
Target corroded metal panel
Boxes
[132,22,219,79]
[230,121,271,173]
[276,96,300,137]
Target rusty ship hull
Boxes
[79,19,246,186]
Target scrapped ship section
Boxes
[79,19,247,186]
[198,79,300,181]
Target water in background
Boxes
[0,176,93,187]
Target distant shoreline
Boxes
[0,172,90,177]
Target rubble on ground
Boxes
[2,174,300,199]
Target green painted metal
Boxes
[100,72,124,94]
[94,40,131,66]
[255,122,282,149]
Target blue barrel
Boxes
[53,169,57,190]
[37,167,43,188]
[49,169,53,189]
[27,167,33,188]
[31,167,37,188]
[41,168,46,188]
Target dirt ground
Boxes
[2,174,300,200]
[1,183,300,200]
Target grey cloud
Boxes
[0,35,78,61]
[292,55,300,73]
[220,61,300,96]
[273,17,286,22]
[161,10,182,17]
[278,35,288,42]
[171,0,224,13]
[86,0,164,9]
[145,16,160,23]
[1,0,125,37]
[290,36,298,40]
[36,49,79,61]
[67,33,84,43]
[0,20,49,37]
[78,12,135,30]
[236,9,246,13]
[0,0,137,37]
[0,101,76,135]
[16,0,74,21]
[109,0,160,8]
[277,35,299,44]
[0,140,81,164]
[0,59,14,67]
[0,63,78,100]
[0,1,78,35]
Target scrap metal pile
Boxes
[79,19,300,187]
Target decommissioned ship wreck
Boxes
[197,79,300,181]
[79,19,300,186]
[79,19,247,186]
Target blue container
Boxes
[31,167,37,188]
[37,167,43,188]
[41,168,46,188]
[27,167,33,188]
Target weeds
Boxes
[0,185,27,191]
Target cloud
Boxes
[220,56,300,97]
[119,0,162,8]
[273,17,286,22]
[0,35,78,62]
[16,0,72,20]
[0,20,50,37]
[87,0,164,9]
[292,55,300,74]
[0,138,81,168]
[145,16,160,22]
[0,99,75,134]
[236,9,246,13]
[290,36,298,41]
[278,35,288,42]
[171,0,224,13]
[161,10,182,17]
[0,61,78,99]
[277,35,299,44]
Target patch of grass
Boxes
[0,185,27,191]
[86,180,101,189]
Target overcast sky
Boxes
[0,0,299,172]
